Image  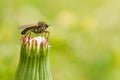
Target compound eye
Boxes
[45,24,48,28]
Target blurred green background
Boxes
[0,0,120,80]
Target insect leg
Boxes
[28,30,31,37]
[43,31,50,39]
[25,32,28,37]
[37,28,39,36]
[41,31,44,37]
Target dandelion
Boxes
[14,36,52,80]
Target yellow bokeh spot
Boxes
[56,10,77,28]
[82,16,98,32]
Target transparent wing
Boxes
[17,26,27,30]
[17,24,37,30]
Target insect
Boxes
[18,21,50,38]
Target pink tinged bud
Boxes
[28,36,31,40]
[15,36,52,80]
[22,36,32,45]
[22,36,48,50]
[22,36,27,44]
[35,40,37,46]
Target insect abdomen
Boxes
[21,28,28,34]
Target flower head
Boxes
[14,36,52,80]
[21,36,49,56]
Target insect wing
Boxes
[17,26,26,30]
[17,24,37,30]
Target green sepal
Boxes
[14,41,52,80]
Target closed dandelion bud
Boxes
[14,36,52,80]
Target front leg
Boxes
[43,31,50,39]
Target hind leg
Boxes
[28,31,31,37]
